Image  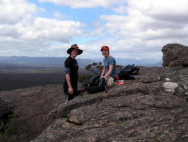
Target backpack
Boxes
[118,64,140,80]
[84,76,107,94]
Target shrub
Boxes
[0,117,22,142]
[79,74,92,83]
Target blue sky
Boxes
[0,0,188,60]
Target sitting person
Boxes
[100,45,117,87]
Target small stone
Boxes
[165,78,171,81]
[163,82,178,93]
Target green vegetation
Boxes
[79,74,92,83]
[79,62,103,83]
[85,62,103,76]
[0,118,23,142]
[79,62,123,83]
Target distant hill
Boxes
[0,56,162,67]
[81,57,162,67]
[115,58,162,67]
[0,56,66,66]
[0,56,96,67]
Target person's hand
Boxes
[68,87,74,95]
[100,75,105,78]
[104,75,108,78]
[103,75,108,79]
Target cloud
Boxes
[53,11,66,19]
[88,0,188,60]
[128,0,188,22]
[0,35,70,57]
[0,16,85,57]
[0,0,36,24]
[20,17,85,41]
[1,0,188,61]
[39,0,124,8]
[112,5,127,14]
[0,17,85,41]
[0,0,86,57]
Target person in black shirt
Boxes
[63,44,83,104]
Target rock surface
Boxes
[0,67,188,142]
[162,43,188,67]
[31,67,188,142]
[0,85,64,141]
[0,97,14,120]
[1,67,186,142]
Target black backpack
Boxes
[84,76,107,94]
[118,64,139,80]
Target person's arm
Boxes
[100,67,106,78]
[104,64,113,78]
[65,74,74,94]
[64,59,74,94]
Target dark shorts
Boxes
[63,82,78,101]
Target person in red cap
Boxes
[63,44,83,104]
[100,46,117,86]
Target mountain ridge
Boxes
[0,56,162,67]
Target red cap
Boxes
[101,46,109,51]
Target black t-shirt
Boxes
[63,56,79,92]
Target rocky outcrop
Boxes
[0,67,188,142]
[0,85,64,141]
[0,44,188,141]
[162,43,188,67]
[28,67,187,142]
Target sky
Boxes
[0,0,188,60]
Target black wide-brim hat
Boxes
[67,44,83,55]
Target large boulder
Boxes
[162,43,188,67]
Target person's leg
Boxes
[64,92,69,104]
[65,83,81,103]
[68,94,74,101]
[106,77,115,87]
[64,86,74,103]
[64,82,69,104]
[64,92,75,104]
